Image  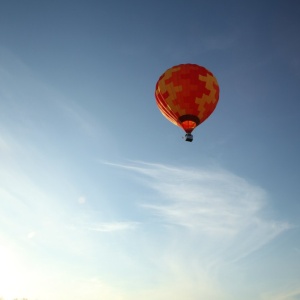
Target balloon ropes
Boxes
[155,64,220,142]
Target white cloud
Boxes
[88,221,138,232]
[262,287,300,300]
[0,146,292,300]
[58,101,99,137]
[108,161,290,262]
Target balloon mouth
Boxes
[178,115,200,133]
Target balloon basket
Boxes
[184,133,193,142]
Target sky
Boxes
[0,1,300,299]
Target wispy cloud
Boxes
[263,287,300,300]
[107,161,290,263]
[87,221,138,232]
[58,101,99,137]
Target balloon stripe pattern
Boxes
[155,64,219,133]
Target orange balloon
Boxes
[155,64,219,140]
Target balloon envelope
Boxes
[155,64,220,134]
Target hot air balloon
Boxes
[155,64,219,142]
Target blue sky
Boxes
[0,1,300,299]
